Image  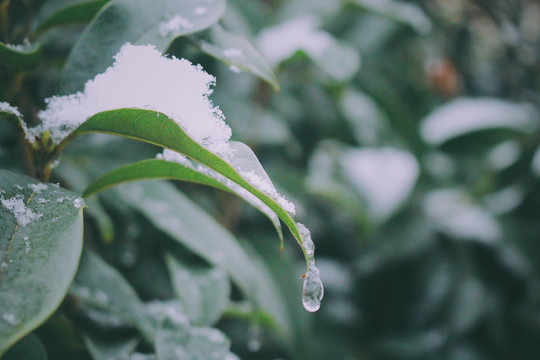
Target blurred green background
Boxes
[2,0,540,359]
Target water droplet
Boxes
[302,265,324,312]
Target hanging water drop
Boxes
[302,265,324,312]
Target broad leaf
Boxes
[82,158,284,247]
[156,318,239,360]
[0,169,84,356]
[69,109,308,265]
[2,334,47,360]
[61,0,226,93]
[113,181,293,341]
[165,253,230,327]
[34,0,112,35]
[189,24,279,91]
[0,42,42,72]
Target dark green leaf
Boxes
[71,109,307,264]
[0,42,42,72]
[61,0,226,93]
[0,170,84,356]
[0,103,27,134]
[2,334,47,360]
[34,0,111,35]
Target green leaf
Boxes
[0,169,84,356]
[2,334,47,360]
[81,158,284,247]
[61,0,226,93]
[0,42,42,73]
[70,250,155,342]
[346,0,432,35]
[70,109,307,266]
[0,103,27,134]
[82,331,139,360]
[189,24,279,91]
[113,181,293,341]
[156,318,239,360]
[34,0,112,35]
[164,253,230,327]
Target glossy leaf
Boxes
[189,24,279,91]
[0,169,84,356]
[82,158,283,247]
[114,181,293,341]
[34,0,111,35]
[0,42,42,72]
[70,109,307,265]
[165,253,230,327]
[61,0,226,93]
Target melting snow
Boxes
[28,183,47,194]
[31,44,232,157]
[73,197,85,208]
[1,194,42,226]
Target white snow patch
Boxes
[1,194,42,226]
[420,98,538,146]
[0,101,22,117]
[257,15,335,67]
[32,44,232,157]
[28,183,47,194]
[159,15,193,37]
[341,147,419,223]
[194,6,208,15]
[424,189,501,243]
[223,48,246,60]
[2,313,20,326]
[73,197,85,208]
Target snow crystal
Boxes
[0,101,22,117]
[223,48,246,60]
[240,170,295,215]
[194,6,208,15]
[257,15,335,67]
[1,194,42,226]
[229,65,241,73]
[73,197,85,208]
[28,183,47,194]
[5,38,32,52]
[32,44,232,157]
[2,313,19,326]
[159,15,193,37]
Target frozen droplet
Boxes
[302,266,324,312]
[73,197,85,208]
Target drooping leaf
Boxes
[347,0,432,35]
[156,318,239,360]
[34,0,112,35]
[70,250,155,342]
[81,158,283,247]
[69,109,307,265]
[0,169,84,356]
[189,24,279,91]
[164,253,230,327]
[2,333,47,360]
[112,180,293,342]
[0,42,42,72]
[61,0,226,93]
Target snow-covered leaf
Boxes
[0,102,28,135]
[0,170,84,356]
[420,98,538,146]
[190,24,279,91]
[61,0,226,93]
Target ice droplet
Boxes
[302,265,324,312]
